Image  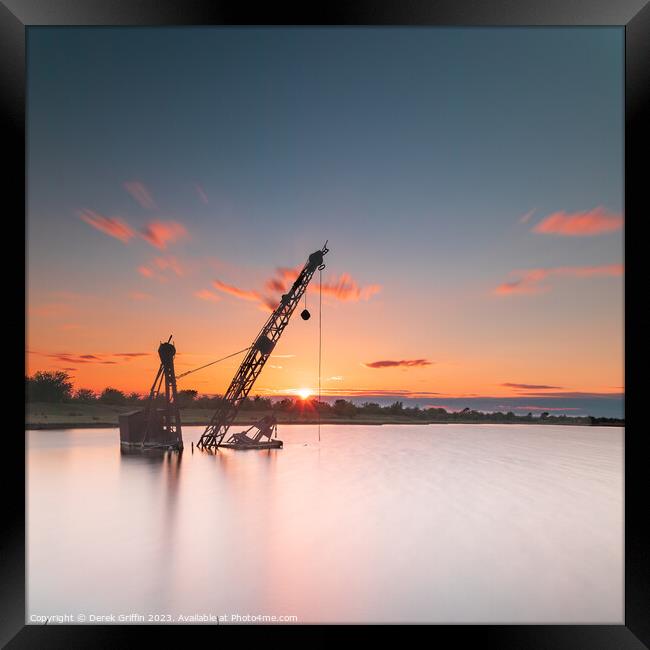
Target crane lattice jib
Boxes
[197,244,328,449]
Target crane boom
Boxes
[197,243,329,449]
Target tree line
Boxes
[25,370,623,425]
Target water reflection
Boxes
[120,446,181,461]
[27,425,624,624]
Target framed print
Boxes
[4,0,648,646]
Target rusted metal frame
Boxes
[142,365,165,446]
[164,350,182,444]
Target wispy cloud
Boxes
[79,210,135,243]
[494,264,623,296]
[211,262,381,313]
[318,273,382,302]
[194,289,221,302]
[267,267,382,303]
[501,383,564,390]
[264,268,296,293]
[532,207,623,236]
[45,353,117,365]
[511,406,581,411]
[81,209,188,252]
[212,279,262,302]
[138,256,188,282]
[518,208,536,225]
[33,350,149,365]
[124,181,157,210]
[494,269,551,296]
[194,183,209,205]
[363,359,433,369]
[152,256,185,276]
[139,221,188,250]
[137,265,156,279]
[510,391,623,399]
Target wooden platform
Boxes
[219,439,283,450]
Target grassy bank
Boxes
[25,402,623,429]
[26,402,447,428]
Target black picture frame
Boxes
[4,1,647,646]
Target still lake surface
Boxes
[27,424,623,624]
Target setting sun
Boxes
[296,388,313,400]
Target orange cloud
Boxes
[35,351,149,365]
[317,273,382,302]
[124,181,157,210]
[265,277,287,293]
[501,383,563,390]
[138,255,188,282]
[79,210,135,243]
[212,279,262,302]
[494,270,550,296]
[152,256,185,276]
[264,266,382,303]
[258,295,280,312]
[212,275,278,312]
[194,289,221,302]
[532,207,623,236]
[495,264,623,296]
[213,265,381,313]
[44,353,116,365]
[81,208,187,251]
[138,265,155,279]
[139,221,187,250]
[560,264,625,277]
[363,359,433,369]
[511,391,622,398]
[263,266,300,292]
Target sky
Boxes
[26,27,624,416]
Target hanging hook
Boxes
[301,278,311,320]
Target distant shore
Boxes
[25,403,624,429]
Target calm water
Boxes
[27,424,623,624]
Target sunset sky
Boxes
[26,27,624,416]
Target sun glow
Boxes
[296,388,313,400]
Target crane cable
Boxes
[176,347,250,380]
[318,266,322,442]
